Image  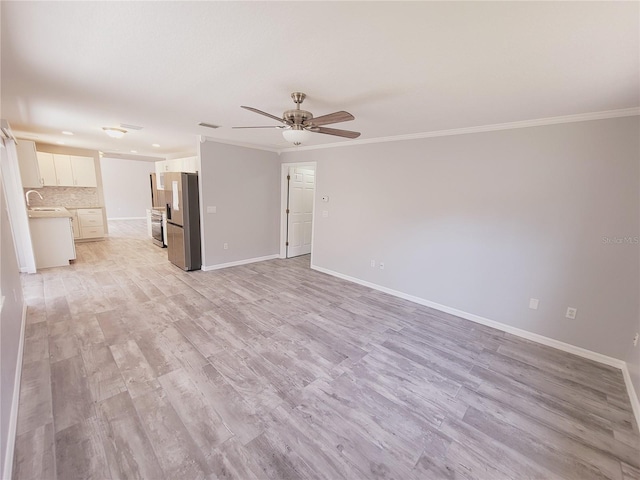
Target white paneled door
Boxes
[286,167,315,258]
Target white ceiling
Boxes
[1,1,638,158]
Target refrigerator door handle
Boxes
[166,203,171,220]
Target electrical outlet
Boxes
[566,307,577,319]
[634,333,639,347]
[529,298,539,310]
[379,262,385,270]
[206,206,216,214]
[223,243,228,250]
[370,260,375,268]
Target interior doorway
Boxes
[280,162,316,259]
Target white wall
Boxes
[100,157,155,219]
[281,116,640,363]
[199,141,280,268]
[0,142,26,479]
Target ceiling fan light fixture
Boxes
[102,127,127,138]
[282,127,311,146]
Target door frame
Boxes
[279,161,317,260]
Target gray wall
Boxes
[626,135,640,408]
[199,141,280,267]
[282,116,639,363]
[101,157,155,219]
[0,151,25,477]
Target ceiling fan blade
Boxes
[307,111,354,126]
[314,126,361,139]
[241,106,286,124]
[232,126,285,129]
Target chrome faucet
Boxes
[25,190,43,207]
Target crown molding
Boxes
[278,107,640,154]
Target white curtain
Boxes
[0,138,36,273]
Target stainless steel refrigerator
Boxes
[165,172,201,271]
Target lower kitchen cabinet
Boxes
[68,209,80,238]
[29,217,76,269]
[69,208,105,240]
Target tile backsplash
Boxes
[24,186,100,208]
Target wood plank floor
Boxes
[12,220,640,480]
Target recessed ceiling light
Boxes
[130,150,138,153]
[62,131,74,135]
[152,143,160,147]
[56,141,65,145]
[102,127,127,138]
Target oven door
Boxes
[151,212,165,247]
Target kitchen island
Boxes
[28,207,76,269]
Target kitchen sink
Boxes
[30,207,64,212]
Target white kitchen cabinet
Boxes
[36,152,57,186]
[155,156,198,176]
[53,154,74,186]
[35,152,98,188]
[29,216,76,269]
[68,209,80,238]
[16,140,42,188]
[183,156,198,173]
[71,156,97,187]
[77,208,104,239]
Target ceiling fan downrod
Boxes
[291,92,306,109]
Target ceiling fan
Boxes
[233,92,361,145]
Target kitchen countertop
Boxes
[28,207,72,219]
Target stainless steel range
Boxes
[151,209,166,247]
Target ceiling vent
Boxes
[120,123,143,130]
[198,122,220,129]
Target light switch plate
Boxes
[322,210,328,218]
[529,298,539,310]
[566,307,577,319]
[206,206,216,214]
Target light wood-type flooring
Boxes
[12,220,640,480]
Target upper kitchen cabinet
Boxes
[53,154,74,186]
[36,152,57,186]
[70,156,97,187]
[35,152,97,187]
[16,140,42,188]
[156,156,198,175]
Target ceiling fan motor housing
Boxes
[284,109,313,126]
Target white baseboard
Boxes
[310,264,627,370]
[2,301,27,480]
[106,217,146,221]
[621,364,640,432]
[311,263,640,428]
[202,254,279,272]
